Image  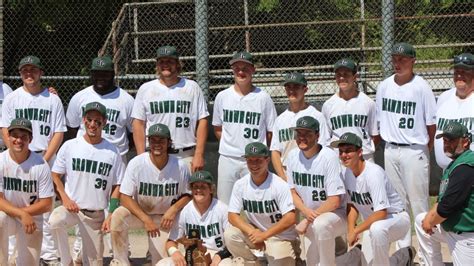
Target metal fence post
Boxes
[195,0,209,100]
[381,0,395,78]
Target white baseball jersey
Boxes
[66,86,134,155]
[169,198,229,251]
[132,78,209,149]
[213,86,277,157]
[0,82,13,147]
[434,88,474,169]
[0,150,54,223]
[52,136,124,210]
[270,105,330,166]
[376,75,437,145]
[286,147,346,215]
[322,91,378,155]
[120,153,191,215]
[0,87,67,152]
[228,172,297,240]
[343,161,405,220]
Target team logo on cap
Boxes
[341,135,349,141]
[161,47,170,55]
[396,45,404,53]
[19,120,27,126]
[250,145,258,153]
[239,53,245,58]
[195,172,204,179]
[299,119,307,126]
[446,125,454,132]
[341,59,347,65]
[25,57,33,63]
[289,73,296,80]
[96,59,105,67]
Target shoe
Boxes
[145,250,151,262]
[406,246,416,266]
[73,249,82,265]
[40,258,61,266]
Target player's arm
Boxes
[120,193,161,237]
[161,194,192,230]
[191,118,208,172]
[421,203,446,235]
[213,125,222,141]
[251,210,296,243]
[21,197,53,216]
[266,131,273,147]
[0,193,39,234]
[346,203,359,246]
[315,195,341,215]
[291,189,318,222]
[102,185,121,232]
[228,212,257,236]
[43,132,64,162]
[427,124,436,151]
[371,134,382,147]
[52,172,80,213]
[132,118,146,154]
[165,239,186,266]
[65,126,79,141]
[353,209,387,236]
[1,128,10,149]
[271,151,287,180]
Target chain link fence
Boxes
[1,0,473,107]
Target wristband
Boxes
[108,198,120,213]
[168,246,179,256]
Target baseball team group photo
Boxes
[0,1,473,266]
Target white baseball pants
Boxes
[217,155,249,204]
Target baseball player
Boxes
[434,52,474,169]
[66,56,134,163]
[0,55,67,265]
[213,51,277,204]
[157,170,233,266]
[415,122,474,266]
[375,42,437,247]
[331,132,416,265]
[132,45,209,172]
[224,142,300,266]
[0,81,13,151]
[322,58,380,162]
[110,123,192,266]
[48,102,125,265]
[0,118,54,265]
[284,116,353,265]
[270,72,330,180]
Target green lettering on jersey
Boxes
[381,98,416,115]
[3,177,37,193]
[15,108,51,122]
[222,109,262,125]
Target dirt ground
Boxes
[69,232,452,265]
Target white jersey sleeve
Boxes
[65,92,83,128]
[0,92,15,128]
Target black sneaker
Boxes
[406,246,416,266]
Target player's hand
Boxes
[248,228,267,244]
[48,87,59,95]
[347,230,360,247]
[254,241,266,251]
[191,154,205,173]
[161,207,178,230]
[171,251,186,266]
[20,212,37,234]
[421,218,435,235]
[63,197,80,213]
[144,217,160,238]
[295,218,310,234]
[210,254,222,266]
[101,215,112,232]
[302,207,319,223]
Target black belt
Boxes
[389,142,411,147]
[169,146,195,154]
[455,231,474,235]
[80,209,102,213]
[34,150,44,153]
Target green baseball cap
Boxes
[453,53,474,69]
[8,118,33,133]
[229,51,254,66]
[157,46,179,60]
[243,142,270,157]
[91,56,114,71]
[189,170,214,184]
[330,132,363,148]
[281,72,307,86]
[334,58,357,73]
[291,116,320,132]
[148,123,171,138]
[391,42,416,58]
[83,101,107,118]
[435,121,470,140]
[18,55,43,70]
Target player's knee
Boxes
[0,211,7,226]
[369,221,388,243]
[414,212,427,227]
[312,216,331,234]
[223,226,242,244]
[110,206,128,232]
[48,206,67,229]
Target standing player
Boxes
[48,102,125,265]
[0,81,13,151]
[66,56,134,163]
[434,52,474,169]
[270,72,330,180]
[322,58,380,161]
[415,122,474,266]
[132,45,209,172]
[157,171,233,266]
[224,142,300,265]
[0,55,67,265]
[285,116,349,265]
[110,123,192,266]
[0,118,54,265]
[376,42,437,247]
[213,51,277,204]
[331,133,415,265]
